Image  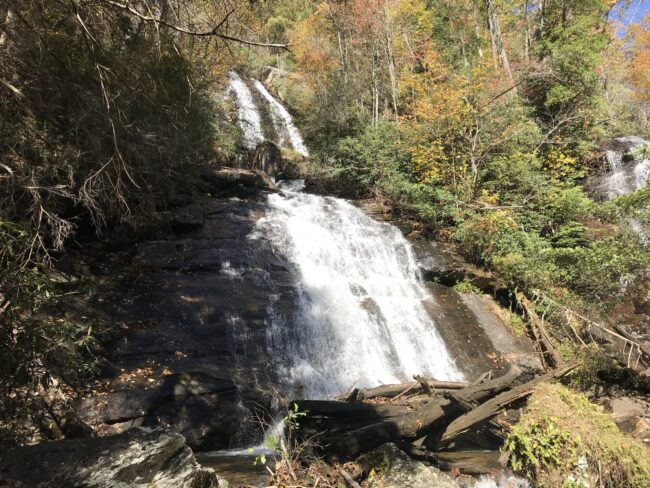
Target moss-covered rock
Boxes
[504,383,650,487]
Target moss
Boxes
[505,383,650,487]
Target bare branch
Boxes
[100,0,289,50]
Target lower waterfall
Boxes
[252,181,463,399]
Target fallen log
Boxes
[453,366,520,404]
[439,361,579,445]
[335,379,470,402]
[294,366,521,460]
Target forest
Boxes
[1,1,650,487]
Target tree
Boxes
[628,14,650,130]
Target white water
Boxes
[600,136,650,199]
[228,72,265,149]
[252,80,310,157]
[252,181,463,399]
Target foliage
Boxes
[505,416,578,481]
[0,0,245,439]
[505,383,650,487]
[629,15,650,106]
[0,220,100,390]
[453,280,482,294]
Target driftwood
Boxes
[293,363,580,462]
[294,366,521,460]
[439,361,578,444]
[336,378,470,402]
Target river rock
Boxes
[0,428,220,488]
[366,443,460,488]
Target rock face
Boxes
[0,428,219,488]
[366,443,459,488]
[71,185,541,454]
[252,140,284,177]
[76,195,300,450]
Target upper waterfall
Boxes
[252,80,310,157]
[252,182,463,399]
[227,71,265,149]
[228,71,309,156]
[597,136,650,199]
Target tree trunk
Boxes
[485,0,514,80]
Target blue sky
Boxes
[614,0,649,31]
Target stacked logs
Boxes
[292,362,578,462]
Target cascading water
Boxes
[599,136,650,199]
[252,80,310,157]
[228,71,265,149]
[252,181,463,399]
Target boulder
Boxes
[366,443,460,488]
[605,397,647,433]
[0,427,220,488]
[262,66,289,86]
[206,167,276,197]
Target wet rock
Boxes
[167,203,205,231]
[78,197,297,451]
[252,141,283,178]
[409,237,493,291]
[207,167,276,197]
[366,443,459,488]
[0,428,220,488]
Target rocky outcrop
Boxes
[252,141,284,177]
[0,428,221,488]
[71,186,541,457]
[251,141,306,180]
[75,196,299,451]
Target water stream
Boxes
[253,181,463,399]
[597,136,650,199]
[252,80,309,157]
[227,72,265,149]
[217,74,525,487]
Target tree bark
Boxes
[485,0,514,80]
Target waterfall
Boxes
[252,181,462,399]
[598,136,650,199]
[228,72,265,149]
[252,80,310,157]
